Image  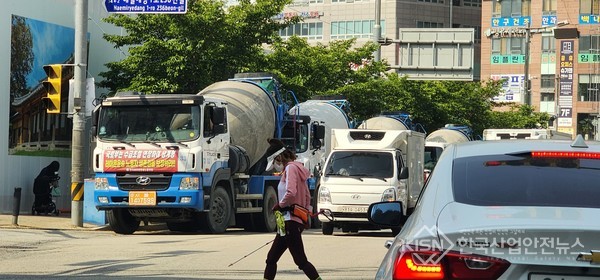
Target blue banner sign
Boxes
[580,14,600,24]
[542,15,557,27]
[105,0,187,14]
[491,16,531,27]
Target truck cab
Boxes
[317,129,424,235]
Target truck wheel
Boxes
[252,186,277,232]
[204,187,232,234]
[107,209,140,234]
[322,222,334,235]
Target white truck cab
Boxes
[317,129,424,235]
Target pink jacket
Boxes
[278,161,312,224]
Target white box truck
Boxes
[316,128,425,235]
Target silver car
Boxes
[368,135,600,280]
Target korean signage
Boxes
[491,55,525,64]
[580,14,600,24]
[105,0,187,14]
[579,54,600,63]
[491,74,524,103]
[491,16,531,27]
[558,40,574,128]
[542,15,557,27]
[104,150,179,172]
[273,11,323,20]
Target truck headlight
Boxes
[95,177,109,190]
[179,177,199,190]
[381,188,396,202]
[319,186,331,204]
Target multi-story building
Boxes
[278,0,482,79]
[482,0,600,139]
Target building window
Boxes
[417,0,445,3]
[543,0,557,15]
[416,21,444,28]
[332,0,370,2]
[463,0,481,7]
[493,0,531,17]
[580,0,600,14]
[541,92,555,101]
[491,37,525,55]
[542,35,556,53]
[331,20,384,40]
[579,35,600,53]
[541,75,556,89]
[280,22,323,40]
[579,74,600,101]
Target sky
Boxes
[19,15,75,89]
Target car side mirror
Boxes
[213,107,226,125]
[213,124,226,134]
[398,166,408,179]
[368,201,403,227]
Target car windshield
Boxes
[324,151,393,178]
[424,146,443,170]
[452,153,600,208]
[97,105,201,143]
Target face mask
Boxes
[274,162,284,172]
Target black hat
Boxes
[265,139,286,171]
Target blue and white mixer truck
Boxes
[92,74,346,234]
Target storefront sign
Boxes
[558,40,574,128]
[491,16,531,27]
[491,74,524,103]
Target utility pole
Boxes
[373,0,381,62]
[524,21,531,106]
[72,0,88,227]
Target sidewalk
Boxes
[0,212,108,231]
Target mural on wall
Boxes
[9,15,74,156]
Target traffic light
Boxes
[42,64,62,114]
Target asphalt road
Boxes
[0,227,394,279]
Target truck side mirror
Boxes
[211,107,227,135]
[213,107,226,125]
[91,108,99,136]
[398,166,408,179]
[314,124,325,140]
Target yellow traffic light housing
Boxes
[42,64,62,114]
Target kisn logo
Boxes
[401,225,455,265]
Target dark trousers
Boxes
[263,221,320,280]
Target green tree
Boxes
[10,15,34,98]
[257,36,387,101]
[487,103,551,130]
[98,0,294,94]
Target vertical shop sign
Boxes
[558,40,574,127]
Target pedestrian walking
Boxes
[263,138,322,280]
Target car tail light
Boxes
[531,151,600,159]
[393,245,510,280]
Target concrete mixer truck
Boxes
[317,112,425,235]
[92,73,314,234]
[424,124,474,174]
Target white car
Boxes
[368,135,600,279]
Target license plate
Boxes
[339,206,368,213]
[129,191,156,206]
[530,274,600,280]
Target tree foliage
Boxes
[256,36,387,101]
[10,15,34,98]
[98,0,294,94]
[97,2,552,134]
